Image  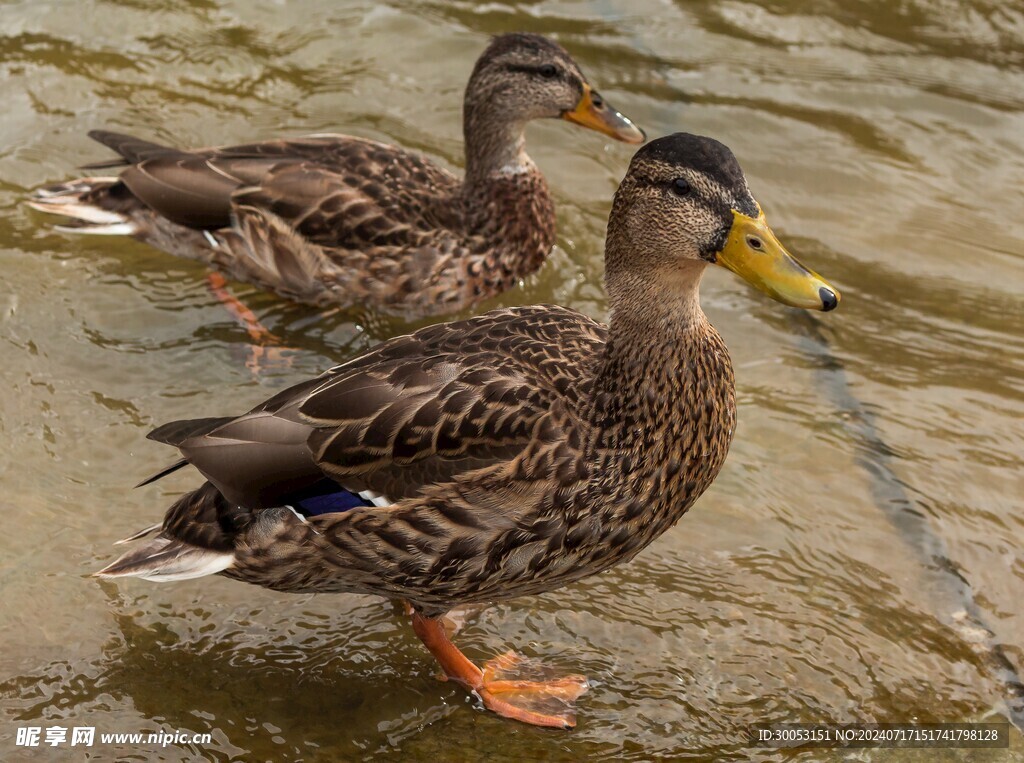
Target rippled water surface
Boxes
[1,0,1022,760]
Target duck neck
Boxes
[597,261,708,393]
[457,103,555,289]
[581,257,737,541]
[588,259,735,441]
[462,100,532,186]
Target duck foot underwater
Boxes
[204,272,296,375]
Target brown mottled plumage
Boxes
[28,33,644,317]
[96,134,840,728]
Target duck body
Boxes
[130,302,734,615]
[97,133,840,728]
[40,132,555,316]
[29,33,644,317]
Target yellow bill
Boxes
[716,209,840,311]
[562,84,646,144]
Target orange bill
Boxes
[562,84,645,144]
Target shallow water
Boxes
[1,0,1022,760]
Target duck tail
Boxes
[96,482,243,583]
[94,535,234,582]
[83,130,180,167]
[26,177,140,236]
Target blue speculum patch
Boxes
[295,489,374,516]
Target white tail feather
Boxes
[55,222,138,236]
[30,176,119,199]
[96,536,233,582]
[28,178,137,236]
[27,199,125,224]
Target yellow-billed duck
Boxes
[96,133,839,728]
[29,33,644,317]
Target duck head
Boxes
[463,33,645,176]
[606,133,839,312]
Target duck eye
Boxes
[538,64,558,78]
[671,178,691,196]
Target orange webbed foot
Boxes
[477,650,589,728]
[408,607,589,729]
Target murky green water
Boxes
[1,0,1022,760]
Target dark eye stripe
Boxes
[506,63,561,78]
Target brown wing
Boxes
[170,305,606,508]
[117,154,280,228]
[309,403,594,612]
[89,131,460,238]
[224,137,462,246]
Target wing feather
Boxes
[164,306,605,506]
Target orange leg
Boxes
[206,272,293,373]
[206,272,278,344]
[409,607,589,729]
